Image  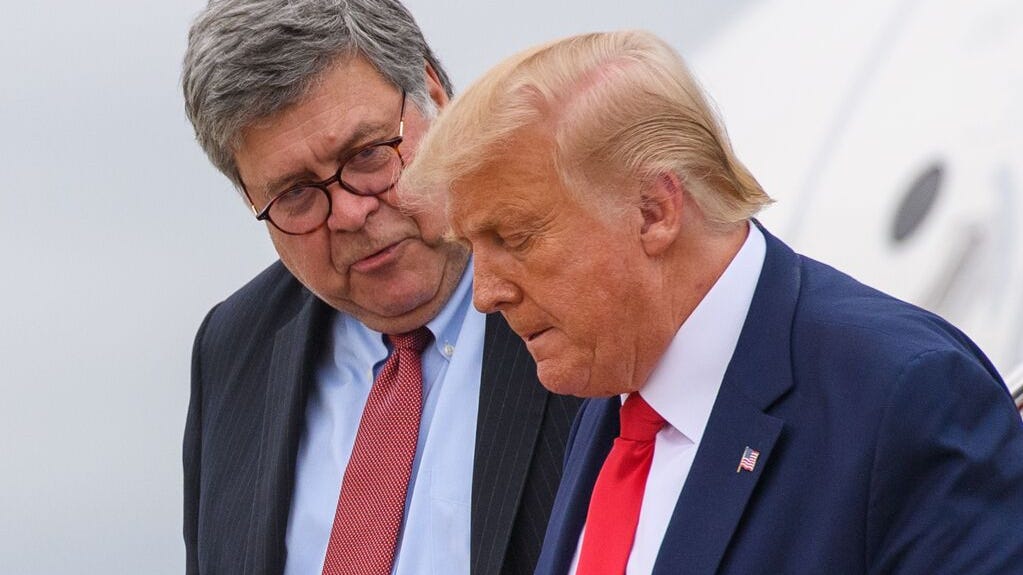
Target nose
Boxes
[325,185,382,232]
[472,253,521,313]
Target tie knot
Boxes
[386,327,433,354]
[618,393,666,442]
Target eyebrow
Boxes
[258,121,388,199]
[457,205,539,240]
[451,200,500,238]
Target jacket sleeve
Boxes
[184,305,218,575]
[866,348,1023,574]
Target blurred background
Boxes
[1,0,1019,572]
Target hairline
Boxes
[182,0,453,193]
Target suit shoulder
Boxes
[202,261,309,331]
[792,255,992,371]
[194,260,316,366]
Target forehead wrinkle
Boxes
[448,186,496,241]
[446,126,557,239]
[455,202,543,245]
[450,171,555,243]
[448,200,491,239]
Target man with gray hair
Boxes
[181,2,578,574]
[402,30,1023,573]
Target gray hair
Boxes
[182,0,453,189]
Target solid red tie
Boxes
[322,328,432,575]
[576,392,667,575]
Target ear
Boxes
[639,172,684,256]
[424,62,450,110]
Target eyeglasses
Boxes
[244,91,407,235]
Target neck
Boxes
[629,221,749,391]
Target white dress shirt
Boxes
[569,222,766,574]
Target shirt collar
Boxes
[424,257,474,360]
[638,221,766,444]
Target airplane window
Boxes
[891,162,944,244]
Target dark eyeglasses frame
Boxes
[241,90,408,235]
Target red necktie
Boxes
[576,393,667,575]
[322,328,432,575]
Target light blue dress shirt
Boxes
[284,262,484,575]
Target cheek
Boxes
[271,233,335,281]
[411,209,448,245]
[555,267,636,355]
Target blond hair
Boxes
[402,30,771,225]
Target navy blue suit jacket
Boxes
[536,226,1023,574]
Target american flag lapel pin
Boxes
[736,446,760,473]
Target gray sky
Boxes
[0,1,749,572]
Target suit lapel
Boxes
[244,293,330,575]
[652,388,784,575]
[534,398,620,575]
[471,313,551,575]
[653,224,801,575]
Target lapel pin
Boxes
[736,446,760,473]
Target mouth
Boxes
[525,327,552,342]
[350,239,409,273]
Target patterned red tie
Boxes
[576,392,667,575]
[322,328,432,575]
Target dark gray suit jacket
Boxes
[184,261,580,574]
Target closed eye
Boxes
[345,145,392,173]
[273,186,320,216]
[498,231,532,251]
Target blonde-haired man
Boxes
[402,30,1023,574]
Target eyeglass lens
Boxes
[269,143,403,234]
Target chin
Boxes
[355,305,437,335]
[536,362,600,398]
[318,285,434,332]
[355,273,441,312]
[377,289,437,317]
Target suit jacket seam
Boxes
[864,347,953,568]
